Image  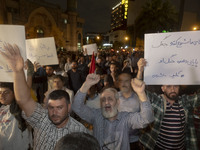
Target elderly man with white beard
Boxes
[72,73,154,150]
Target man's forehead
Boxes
[48,98,66,105]
[162,85,180,87]
[0,87,11,91]
[101,91,115,98]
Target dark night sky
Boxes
[45,0,120,33]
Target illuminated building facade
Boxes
[0,0,84,52]
[111,0,128,31]
[121,0,129,19]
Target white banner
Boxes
[0,25,26,82]
[144,31,200,85]
[26,37,58,66]
[82,43,98,55]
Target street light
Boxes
[193,27,197,31]
[125,36,129,41]
[97,36,100,40]
[193,25,199,31]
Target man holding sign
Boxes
[137,58,200,150]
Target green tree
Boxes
[178,0,185,30]
[135,0,178,38]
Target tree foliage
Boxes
[135,0,178,38]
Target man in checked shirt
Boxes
[1,43,88,150]
[137,58,200,150]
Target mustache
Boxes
[51,115,59,118]
[169,92,177,95]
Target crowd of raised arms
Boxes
[0,44,200,150]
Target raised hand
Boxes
[0,43,24,72]
[136,58,147,80]
[33,61,41,72]
[80,74,100,93]
[131,78,145,94]
[85,73,100,87]
[131,78,147,102]
[137,58,146,72]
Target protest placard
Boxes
[82,43,98,55]
[26,37,58,66]
[144,30,200,85]
[0,25,26,82]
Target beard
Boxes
[71,66,77,69]
[102,105,118,119]
[165,92,179,101]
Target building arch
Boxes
[25,7,66,48]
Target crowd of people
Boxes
[0,43,200,150]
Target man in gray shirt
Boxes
[118,73,141,149]
[72,74,154,150]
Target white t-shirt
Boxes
[0,105,32,150]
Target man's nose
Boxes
[52,108,58,114]
[171,86,176,91]
[105,99,110,105]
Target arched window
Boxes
[36,28,44,38]
[77,33,82,51]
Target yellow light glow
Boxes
[193,27,197,30]
[122,0,128,19]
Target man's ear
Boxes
[161,86,165,93]
[117,99,120,106]
[67,103,71,112]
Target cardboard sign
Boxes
[26,37,58,66]
[144,31,200,85]
[0,25,26,82]
[82,43,98,55]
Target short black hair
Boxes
[55,132,100,150]
[53,75,64,83]
[48,90,70,104]
[0,82,14,92]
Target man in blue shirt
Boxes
[72,73,154,150]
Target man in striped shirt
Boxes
[1,44,88,150]
[137,58,200,150]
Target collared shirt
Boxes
[118,91,140,113]
[86,94,100,109]
[139,91,200,150]
[22,103,88,150]
[72,91,154,150]
[118,91,140,142]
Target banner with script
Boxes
[144,31,200,85]
[0,25,26,82]
[26,37,58,66]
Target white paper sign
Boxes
[26,37,58,66]
[82,43,98,55]
[0,25,26,82]
[144,31,200,85]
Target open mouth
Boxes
[105,105,112,111]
